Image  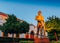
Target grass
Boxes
[20,41,34,43]
[19,40,60,43]
[50,40,60,43]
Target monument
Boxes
[35,11,45,38]
[34,11,49,43]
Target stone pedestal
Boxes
[34,37,50,43]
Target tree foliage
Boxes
[0,14,29,34]
[45,16,60,32]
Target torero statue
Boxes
[35,11,45,38]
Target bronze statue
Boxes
[35,11,45,38]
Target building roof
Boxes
[0,12,8,17]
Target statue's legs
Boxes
[37,28,44,38]
[40,29,42,38]
[37,28,39,37]
[40,21,46,38]
[37,21,45,38]
[40,26,45,38]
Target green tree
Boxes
[45,16,60,32]
[19,21,29,33]
[0,14,29,43]
[45,16,60,41]
[0,14,29,35]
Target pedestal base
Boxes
[34,37,50,43]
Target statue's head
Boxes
[38,11,42,15]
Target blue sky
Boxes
[0,0,60,25]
